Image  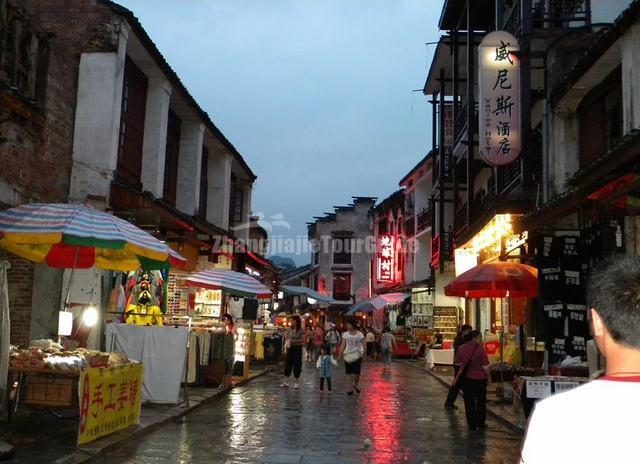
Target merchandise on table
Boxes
[9,342,134,372]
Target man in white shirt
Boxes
[520,256,640,463]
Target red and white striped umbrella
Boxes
[185,269,273,299]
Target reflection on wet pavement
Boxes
[95,361,522,464]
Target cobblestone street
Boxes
[94,361,522,464]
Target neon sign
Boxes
[378,235,394,282]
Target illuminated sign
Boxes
[378,235,394,282]
[478,30,520,166]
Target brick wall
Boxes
[1,0,120,344]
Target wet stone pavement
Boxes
[94,361,523,464]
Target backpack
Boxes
[327,331,339,344]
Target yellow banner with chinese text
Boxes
[77,363,144,446]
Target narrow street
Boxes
[95,362,522,464]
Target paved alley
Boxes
[94,361,523,464]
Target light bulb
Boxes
[83,305,99,327]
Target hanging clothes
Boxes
[372,308,384,332]
[242,299,259,321]
[389,309,398,331]
[228,297,244,320]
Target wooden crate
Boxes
[24,375,76,407]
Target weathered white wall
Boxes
[207,150,232,229]
[176,121,205,215]
[29,265,64,341]
[549,111,580,196]
[241,182,253,241]
[69,39,127,202]
[622,22,640,133]
[141,78,172,197]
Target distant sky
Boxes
[116,0,442,264]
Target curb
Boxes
[58,367,275,464]
[398,360,524,434]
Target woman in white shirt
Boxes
[341,319,366,395]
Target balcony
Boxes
[405,216,416,238]
[454,203,468,240]
[454,101,468,144]
[497,158,522,196]
[416,207,432,233]
[430,234,440,268]
[505,0,592,36]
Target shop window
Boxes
[332,237,353,265]
[163,109,181,205]
[332,273,351,301]
[198,146,208,219]
[117,56,148,188]
[578,67,622,167]
[229,173,244,228]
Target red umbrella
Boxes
[444,262,538,298]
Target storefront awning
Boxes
[280,285,334,303]
[343,293,410,315]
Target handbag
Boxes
[344,350,362,364]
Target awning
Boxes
[280,285,334,303]
[185,269,273,299]
[343,293,410,315]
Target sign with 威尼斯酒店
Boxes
[478,30,521,166]
[77,363,144,445]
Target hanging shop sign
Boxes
[478,30,521,166]
[378,235,395,282]
[77,363,144,445]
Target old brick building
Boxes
[1,0,267,346]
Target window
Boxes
[229,174,244,228]
[313,274,318,291]
[313,251,319,266]
[117,57,148,187]
[332,237,353,265]
[198,146,208,219]
[579,67,623,166]
[332,273,351,301]
[163,109,181,204]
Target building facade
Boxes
[307,197,376,310]
[1,0,265,346]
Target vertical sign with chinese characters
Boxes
[77,364,144,445]
[478,31,521,166]
[378,235,394,282]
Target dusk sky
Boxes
[117,0,442,264]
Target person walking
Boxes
[325,324,341,356]
[444,324,472,409]
[313,324,325,361]
[305,325,314,362]
[380,327,397,373]
[365,329,375,360]
[520,257,640,463]
[341,318,365,395]
[454,330,490,431]
[316,345,337,394]
[282,315,306,389]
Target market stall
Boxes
[0,203,178,445]
[513,375,587,420]
[7,341,142,445]
[184,268,274,380]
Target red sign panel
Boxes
[378,235,394,282]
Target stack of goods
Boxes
[9,339,134,373]
[489,362,517,382]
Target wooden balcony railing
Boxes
[416,207,432,233]
[405,216,416,238]
[430,234,440,268]
[505,0,591,36]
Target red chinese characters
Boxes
[378,235,394,282]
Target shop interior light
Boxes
[307,297,318,305]
[57,311,73,336]
[83,305,99,327]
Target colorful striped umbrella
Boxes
[185,269,273,299]
[0,203,182,271]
